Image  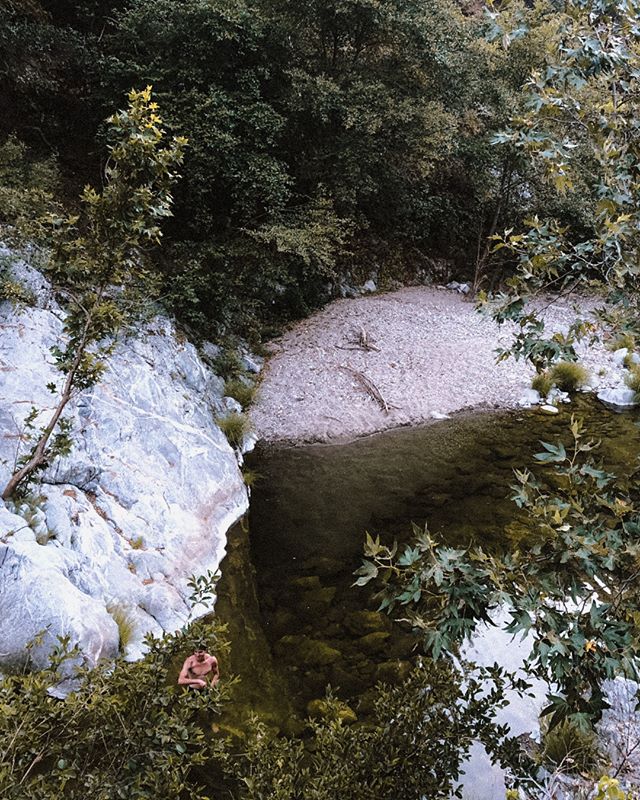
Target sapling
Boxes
[2,87,186,500]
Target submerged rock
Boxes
[275,635,342,666]
[306,697,357,724]
[344,610,392,636]
[0,262,248,668]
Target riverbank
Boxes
[250,286,620,444]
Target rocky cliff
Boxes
[0,255,248,669]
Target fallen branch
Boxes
[336,325,381,353]
[340,367,396,414]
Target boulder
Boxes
[598,386,637,408]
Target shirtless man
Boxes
[178,648,219,689]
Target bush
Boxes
[548,361,590,392]
[217,411,251,448]
[0,619,230,799]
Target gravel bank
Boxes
[250,286,618,444]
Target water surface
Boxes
[216,398,640,727]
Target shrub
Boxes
[0,618,231,798]
[212,348,245,380]
[548,361,590,392]
[531,371,553,397]
[224,378,257,410]
[217,412,251,448]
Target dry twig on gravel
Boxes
[335,325,381,353]
[340,366,395,413]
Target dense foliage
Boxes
[0,0,561,337]
[489,0,640,370]
[4,0,640,796]
[0,622,231,800]
[0,625,531,799]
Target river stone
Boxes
[539,404,559,415]
[275,635,342,666]
[374,659,412,685]
[306,698,357,724]
[357,631,391,655]
[288,575,322,591]
[597,386,637,408]
[344,610,392,636]
[518,388,541,407]
[0,264,249,668]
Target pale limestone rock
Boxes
[518,388,541,407]
[0,265,249,668]
[597,385,637,408]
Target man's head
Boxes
[194,648,206,662]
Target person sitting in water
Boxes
[178,647,219,689]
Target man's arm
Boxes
[209,656,220,686]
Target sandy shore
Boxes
[250,286,615,444]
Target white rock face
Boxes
[0,263,248,668]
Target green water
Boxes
[215,397,640,730]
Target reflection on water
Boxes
[216,398,640,728]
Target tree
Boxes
[357,416,640,730]
[488,0,640,368]
[2,86,186,500]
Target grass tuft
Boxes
[129,535,145,550]
[625,364,640,396]
[212,348,245,380]
[241,467,260,488]
[217,411,251,448]
[531,371,553,397]
[548,361,590,392]
[106,603,137,651]
[609,332,636,352]
[224,378,257,410]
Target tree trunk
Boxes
[1,308,94,501]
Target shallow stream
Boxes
[215,397,640,733]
